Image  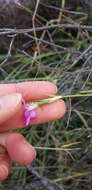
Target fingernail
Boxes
[7,93,22,107]
[55,85,57,93]
[52,83,57,93]
[0,93,22,108]
[0,93,22,124]
[0,165,8,180]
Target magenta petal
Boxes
[22,98,37,126]
[24,116,31,126]
[23,109,36,126]
[24,109,31,118]
[24,110,31,126]
[30,110,37,119]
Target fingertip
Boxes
[59,99,67,118]
[0,165,9,180]
[16,81,57,100]
[20,141,36,165]
[0,93,22,124]
[45,81,57,94]
[6,133,36,165]
[31,99,67,125]
[0,154,10,181]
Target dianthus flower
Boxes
[22,99,36,126]
[22,96,61,126]
[23,104,36,126]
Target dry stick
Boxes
[0,35,16,67]
[0,182,63,190]
[54,171,92,182]
[40,3,87,16]
[0,167,64,190]
[31,0,42,77]
[32,0,40,46]
[26,165,64,190]
[25,32,81,55]
[69,52,92,92]
[1,24,92,35]
[34,146,80,151]
[67,44,92,71]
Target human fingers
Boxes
[0,133,36,165]
[0,132,36,180]
[0,147,11,180]
[0,81,57,101]
[0,99,66,132]
[0,92,22,176]
[0,93,22,125]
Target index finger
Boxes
[0,81,57,101]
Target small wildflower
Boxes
[22,96,62,126]
[23,105,36,126]
[22,93,92,126]
[22,99,36,126]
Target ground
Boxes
[0,0,92,190]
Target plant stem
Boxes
[62,93,92,98]
[29,93,92,109]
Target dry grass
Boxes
[0,0,92,189]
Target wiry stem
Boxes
[29,93,92,109]
[62,93,92,98]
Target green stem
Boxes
[29,93,92,109]
[62,93,92,98]
[29,96,62,109]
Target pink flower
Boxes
[23,105,36,126]
[22,99,36,126]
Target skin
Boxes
[0,81,66,180]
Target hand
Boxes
[0,81,66,180]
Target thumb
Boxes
[0,93,22,125]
